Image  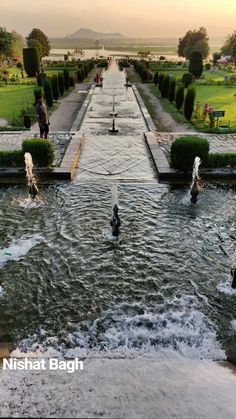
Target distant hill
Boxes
[66,28,125,39]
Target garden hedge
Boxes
[207,153,236,168]
[22,139,54,167]
[0,150,24,167]
[171,135,209,171]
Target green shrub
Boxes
[63,68,70,90]
[205,63,211,70]
[168,77,176,103]
[184,85,196,121]
[160,75,170,98]
[76,69,83,82]
[51,75,59,101]
[182,72,193,88]
[171,135,209,171]
[58,73,65,96]
[43,78,53,108]
[207,153,236,168]
[175,84,185,110]
[0,150,24,167]
[23,47,40,77]
[22,139,54,167]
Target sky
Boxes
[1,0,236,38]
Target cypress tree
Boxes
[51,75,59,101]
[184,85,196,121]
[23,47,40,77]
[158,73,164,91]
[175,84,185,110]
[58,73,65,96]
[160,75,170,98]
[168,78,176,103]
[153,71,159,86]
[63,68,70,90]
[189,51,203,79]
[43,78,53,108]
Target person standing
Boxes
[35,95,50,139]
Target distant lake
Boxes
[43,48,179,61]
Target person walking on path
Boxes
[35,95,50,139]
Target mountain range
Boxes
[66,28,125,39]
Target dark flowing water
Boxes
[0,182,235,359]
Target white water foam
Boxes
[0,234,44,267]
[13,295,225,361]
[217,276,236,295]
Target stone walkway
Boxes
[76,62,156,182]
[31,82,91,132]
[155,132,236,154]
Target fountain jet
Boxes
[109,118,119,134]
[24,152,39,200]
[109,86,118,117]
[190,157,201,203]
[110,185,121,237]
[231,268,236,289]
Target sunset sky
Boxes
[1,0,236,38]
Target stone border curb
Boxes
[144,132,236,183]
[70,85,95,132]
[132,85,156,132]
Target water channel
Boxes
[0,62,236,362]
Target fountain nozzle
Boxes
[109,118,119,134]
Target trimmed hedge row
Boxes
[171,135,209,171]
[0,150,24,167]
[207,153,236,168]
[0,139,54,168]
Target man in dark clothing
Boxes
[35,96,49,139]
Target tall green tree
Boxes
[0,27,14,62]
[26,28,50,58]
[27,39,43,58]
[11,31,24,58]
[221,31,236,65]
[178,27,209,60]
[189,51,203,79]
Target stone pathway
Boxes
[31,82,91,132]
[76,62,156,182]
[136,83,195,133]
[155,132,236,155]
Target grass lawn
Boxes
[196,85,236,128]
[149,66,235,83]
[0,85,35,123]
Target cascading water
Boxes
[24,152,39,200]
[190,156,201,203]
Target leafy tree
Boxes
[213,52,221,65]
[138,50,150,59]
[178,27,209,60]
[189,51,203,79]
[27,39,43,57]
[26,28,50,58]
[0,27,14,62]
[221,32,236,65]
[11,31,24,58]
